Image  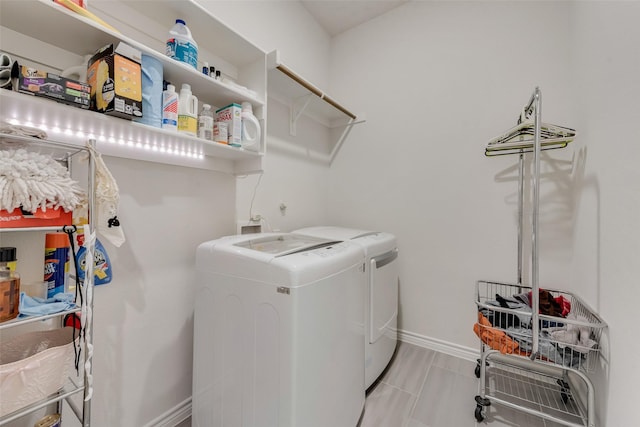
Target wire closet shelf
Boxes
[473,87,606,427]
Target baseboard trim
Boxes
[398,329,479,362]
[144,397,191,427]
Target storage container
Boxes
[0,327,77,416]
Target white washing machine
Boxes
[293,227,398,389]
[193,233,365,427]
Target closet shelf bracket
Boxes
[267,50,364,163]
[290,93,315,136]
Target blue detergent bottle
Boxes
[76,239,112,285]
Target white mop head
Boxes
[0,149,86,213]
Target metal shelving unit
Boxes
[473,88,607,427]
[0,133,95,426]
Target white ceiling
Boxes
[300,0,408,37]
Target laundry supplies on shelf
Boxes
[166,19,198,69]
[161,84,179,131]
[87,43,142,119]
[0,247,20,322]
[216,103,242,146]
[198,104,214,141]
[240,101,261,151]
[177,83,198,136]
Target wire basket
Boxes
[474,280,606,372]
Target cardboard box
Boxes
[18,66,91,109]
[216,103,242,146]
[87,43,142,119]
[0,206,73,229]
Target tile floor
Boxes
[358,341,567,427]
[181,341,579,427]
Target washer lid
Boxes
[293,226,372,241]
[234,234,338,257]
[196,233,364,286]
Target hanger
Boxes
[485,107,576,156]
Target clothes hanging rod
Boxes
[275,64,357,120]
[276,64,323,97]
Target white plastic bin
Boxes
[0,327,77,417]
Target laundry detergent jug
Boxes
[177,83,198,136]
[240,101,261,151]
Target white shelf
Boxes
[0,0,265,107]
[0,307,82,330]
[0,0,267,175]
[267,51,356,127]
[266,50,362,163]
[121,0,263,68]
[0,79,263,175]
[0,377,85,425]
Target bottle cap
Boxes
[181,83,191,91]
[241,102,253,113]
[203,104,211,110]
[176,19,186,25]
[167,84,175,92]
[45,233,69,249]
[0,247,17,262]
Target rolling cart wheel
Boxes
[475,405,485,422]
[561,392,569,404]
[475,363,481,378]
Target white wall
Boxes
[328,1,639,426]
[328,0,576,344]
[91,158,236,425]
[204,0,335,233]
[569,2,640,425]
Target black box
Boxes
[18,65,91,109]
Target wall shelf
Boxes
[0,0,267,175]
[0,90,263,175]
[267,50,363,163]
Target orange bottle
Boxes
[44,233,70,298]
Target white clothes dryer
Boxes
[293,227,399,389]
[193,233,365,427]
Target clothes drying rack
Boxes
[473,87,606,427]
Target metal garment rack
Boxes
[473,88,606,427]
[0,134,96,427]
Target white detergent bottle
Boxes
[178,84,198,137]
[240,101,261,152]
[161,84,178,132]
[166,19,198,69]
